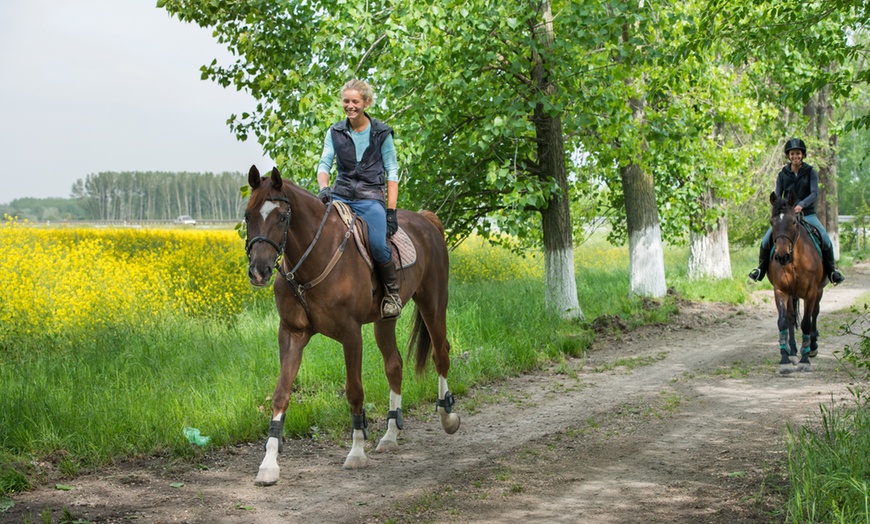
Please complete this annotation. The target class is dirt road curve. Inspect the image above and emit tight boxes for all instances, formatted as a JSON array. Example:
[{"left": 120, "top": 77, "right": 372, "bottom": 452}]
[{"left": 6, "top": 263, "right": 869, "bottom": 524}]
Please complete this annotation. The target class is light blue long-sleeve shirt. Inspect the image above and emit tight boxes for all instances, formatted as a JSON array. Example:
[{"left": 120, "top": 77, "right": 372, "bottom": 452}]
[{"left": 317, "top": 125, "right": 399, "bottom": 182}]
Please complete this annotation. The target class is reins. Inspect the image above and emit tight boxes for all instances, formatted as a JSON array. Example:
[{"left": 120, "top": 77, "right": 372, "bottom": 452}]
[{"left": 247, "top": 197, "right": 355, "bottom": 316}]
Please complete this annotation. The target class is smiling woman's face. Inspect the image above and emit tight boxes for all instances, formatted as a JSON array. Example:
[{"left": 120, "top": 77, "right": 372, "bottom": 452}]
[{"left": 342, "top": 89, "right": 369, "bottom": 120}]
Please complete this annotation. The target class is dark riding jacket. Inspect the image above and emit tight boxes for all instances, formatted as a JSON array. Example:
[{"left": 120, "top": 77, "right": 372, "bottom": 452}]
[
  {"left": 329, "top": 115, "right": 393, "bottom": 206},
  {"left": 775, "top": 162, "right": 818, "bottom": 216}
]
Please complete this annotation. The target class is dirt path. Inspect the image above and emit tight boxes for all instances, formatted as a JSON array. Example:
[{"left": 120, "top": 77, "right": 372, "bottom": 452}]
[{"left": 6, "top": 263, "right": 870, "bottom": 524}]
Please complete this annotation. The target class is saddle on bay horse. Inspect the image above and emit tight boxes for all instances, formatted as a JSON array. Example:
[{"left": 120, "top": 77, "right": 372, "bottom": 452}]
[{"left": 333, "top": 201, "right": 418, "bottom": 271}]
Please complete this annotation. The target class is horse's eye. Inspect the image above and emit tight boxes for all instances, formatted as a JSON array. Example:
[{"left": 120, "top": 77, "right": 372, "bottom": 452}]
[
  {"left": 278, "top": 212, "right": 289, "bottom": 223},
  {"left": 244, "top": 212, "right": 251, "bottom": 223}
]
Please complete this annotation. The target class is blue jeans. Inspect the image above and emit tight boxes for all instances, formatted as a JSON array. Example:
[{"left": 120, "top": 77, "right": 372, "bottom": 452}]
[
  {"left": 334, "top": 196, "right": 392, "bottom": 264},
  {"left": 761, "top": 213, "right": 832, "bottom": 250}
]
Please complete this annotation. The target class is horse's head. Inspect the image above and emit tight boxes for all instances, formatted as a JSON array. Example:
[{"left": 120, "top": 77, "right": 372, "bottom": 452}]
[
  {"left": 245, "top": 165, "right": 292, "bottom": 287},
  {"left": 769, "top": 191, "right": 799, "bottom": 267}
]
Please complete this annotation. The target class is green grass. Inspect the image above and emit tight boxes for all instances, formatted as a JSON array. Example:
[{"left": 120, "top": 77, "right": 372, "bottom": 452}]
[
  {"left": 0, "top": 241, "right": 780, "bottom": 495},
  {"left": 785, "top": 393, "right": 870, "bottom": 524}
]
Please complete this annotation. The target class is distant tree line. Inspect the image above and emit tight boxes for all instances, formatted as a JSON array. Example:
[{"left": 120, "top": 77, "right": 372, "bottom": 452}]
[
  {"left": 0, "top": 197, "right": 85, "bottom": 221},
  {"left": 2, "top": 171, "right": 249, "bottom": 222},
  {"left": 70, "top": 171, "right": 247, "bottom": 221}
]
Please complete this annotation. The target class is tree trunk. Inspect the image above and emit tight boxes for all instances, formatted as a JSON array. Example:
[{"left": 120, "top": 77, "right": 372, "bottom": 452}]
[
  {"left": 532, "top": 0, "right": 583, "bottom": 320},
  {"left": 804, "top": 83, "right": 840, "bottom": 259},
  {"left": 688, "top": 189, "right": 732, "bottom": 279},
  {"left": 621, "top": 160, "right": 667, "bottom": 296},
  {"left": 826, "top": 133, "right": 840, "bottom": 259}
]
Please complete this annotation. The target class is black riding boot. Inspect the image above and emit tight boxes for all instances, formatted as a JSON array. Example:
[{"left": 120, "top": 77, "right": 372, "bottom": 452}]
[
  {"left": 821, "top": 244, "right": 845, "bottom": 285},
  {"left": 748, "top": 243, "right": 770, "bottom": 282},
  {"left": 376, "top": 260, "right": 403, "bottom": 319}
]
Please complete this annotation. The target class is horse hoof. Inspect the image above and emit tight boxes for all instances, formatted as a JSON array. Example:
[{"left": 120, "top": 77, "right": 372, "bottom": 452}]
[
  {"left": 254, "top": 467, "right": 280, "bottom": 486},
  {"left": 779, "top": 364, "right": 795, "bottom": 375},
  {"left": 788, "top": 355, "right": 800, "bottom": 365},
  {"left": 808, "top": 349, "right": 818, "bottom": 358},
  {"left": 441, "top": 413, "right": 461, "bottom": 435},
  {"left": 343, "top": 454, "right": 369, "bottom": 469},
  {"left": 798, "top": 363, "right": 812, "bottom": 372},
  {"left": 375, "top": 439, "right": 399, "bottom": 453}
]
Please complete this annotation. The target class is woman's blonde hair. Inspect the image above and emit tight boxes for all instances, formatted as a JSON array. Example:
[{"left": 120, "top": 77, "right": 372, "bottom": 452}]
[{"left": 340, "top": 79, "right": 374, "bottom": 105}]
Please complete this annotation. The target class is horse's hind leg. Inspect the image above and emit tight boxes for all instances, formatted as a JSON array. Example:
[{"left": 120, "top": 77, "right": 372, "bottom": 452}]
[
  {"left": 416, "top": 295, "right": 460, "bottom": 435},
  {"left": 797, "top": 296, "right": 820, "bottom": 372},
  {"left": 373, "top": 320, "right": 404, "bottom": 453}
]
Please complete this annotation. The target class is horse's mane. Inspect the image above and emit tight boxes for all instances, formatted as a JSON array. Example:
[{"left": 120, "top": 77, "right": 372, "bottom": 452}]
[{"left": 249, "top": 173, "right": 311, "bottom": 207}]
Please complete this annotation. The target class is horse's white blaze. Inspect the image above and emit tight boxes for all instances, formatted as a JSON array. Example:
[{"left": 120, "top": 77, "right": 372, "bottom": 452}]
[{"left": 259, "top": 200, "right": 280, "bottom": 221}]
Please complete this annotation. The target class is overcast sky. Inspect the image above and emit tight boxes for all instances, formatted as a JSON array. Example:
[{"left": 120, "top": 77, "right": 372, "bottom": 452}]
[{"left": 0, "top": 0, "right": 274, "bottom": 204}]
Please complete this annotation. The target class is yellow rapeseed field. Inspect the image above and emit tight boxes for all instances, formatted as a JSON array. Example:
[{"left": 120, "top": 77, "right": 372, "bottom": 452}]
[{"left": 0, "top": 219, "right": 253, "bottom": 342}]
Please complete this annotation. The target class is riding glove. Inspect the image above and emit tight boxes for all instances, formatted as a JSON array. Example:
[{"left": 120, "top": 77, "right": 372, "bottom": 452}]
[
  {"left": 386, "top": 209, "right": 398, "bottom": 237},
  {"left": 317, "top": 186, "right": 332, "bottom": 204}
]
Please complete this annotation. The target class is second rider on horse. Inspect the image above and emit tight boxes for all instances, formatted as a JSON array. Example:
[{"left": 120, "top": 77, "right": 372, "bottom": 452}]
[{"left": 749, "top": 138, "right": 845, "bottom": 285}]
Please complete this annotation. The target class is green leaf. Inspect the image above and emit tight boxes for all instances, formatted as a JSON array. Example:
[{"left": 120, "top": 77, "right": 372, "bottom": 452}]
[
  {"left": 170, "top": 482, "right": 185, "bottom": 488},
  {"left": 0, "top": 497, "right": 14, "bottom": 513},
  {"left": 55, "top": 484, "right": 74, "bottom": 491}
]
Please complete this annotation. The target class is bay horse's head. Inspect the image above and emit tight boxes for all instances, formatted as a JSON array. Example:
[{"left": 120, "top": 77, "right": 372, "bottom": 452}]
[
  {"left": 245, "top": 165, "right": 292, "bottom": 287},
  {"left": 769, "top": 191, "right": 799, "bottom": 267}
]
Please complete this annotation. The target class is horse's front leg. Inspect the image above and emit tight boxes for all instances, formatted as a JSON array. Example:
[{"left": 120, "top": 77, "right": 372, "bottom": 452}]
[
  {"left": 255, "top": 328, "right": 311, "bottom": 486},
  {"left": 797, "top": 295, "right": 819, "bottom": 372},
  {"left": 775, "top": 292, "right": 794, "bottom": 374},
  {"left": 342, "top": 330, "right": 369, "bottom": 469},
  {"left": 373, "top": 321, "right": 403, "bottom": 453}
]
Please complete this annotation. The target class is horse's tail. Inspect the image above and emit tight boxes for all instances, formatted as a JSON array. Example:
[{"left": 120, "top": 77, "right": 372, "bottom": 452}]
[
  {"left": 408, "top": 209, "right": 444, "bottom": 376},
  {"left": 408, "top": 306, "right": 432, "bottom": 376}
]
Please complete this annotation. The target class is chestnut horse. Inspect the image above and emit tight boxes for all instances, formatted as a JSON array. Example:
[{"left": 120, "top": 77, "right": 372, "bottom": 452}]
[
  {"left": 766, "top": 191, "right": 827, "bottom": 374},
  {"left": 245, "top": 166, "right": 460, "bottom": 486}
]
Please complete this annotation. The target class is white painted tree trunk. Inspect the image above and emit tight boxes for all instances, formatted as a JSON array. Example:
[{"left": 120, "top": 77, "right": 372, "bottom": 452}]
[
  {"left": 628, "top": 224, "right": 667, "bottom": 297},
  {"left": 545, "top": 246, "right": 584, "bottom": 320},
  {"left": 688, "top": 215, "right": 732, "bottom": 280}
]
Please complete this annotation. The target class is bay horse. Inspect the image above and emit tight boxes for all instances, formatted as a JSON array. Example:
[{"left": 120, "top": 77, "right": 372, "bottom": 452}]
[
  {"left": 244, "top": 166, "right": 460, "bottom": 486},
  {"left": 765, "top": 191, "right": 827, "bottom": 374}
]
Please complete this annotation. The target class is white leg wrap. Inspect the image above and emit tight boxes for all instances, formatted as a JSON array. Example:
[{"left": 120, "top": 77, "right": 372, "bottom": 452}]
[
  {"left": 377, "top": 391, "right": 402, "bottom": 453},
  {"left": 437, "top": 375, "right": 460, "bottom": 434},
  {"left": 255, "top": 437, "right": 281, "bottom": 486},
  {"left": 343, "top": 429, "right": 369, "bottom": 469}
]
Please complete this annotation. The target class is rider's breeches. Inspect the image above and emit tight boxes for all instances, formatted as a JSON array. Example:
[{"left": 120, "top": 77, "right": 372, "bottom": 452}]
[{"left": 334, "top": 196, "right": 392, "bottom": 264}]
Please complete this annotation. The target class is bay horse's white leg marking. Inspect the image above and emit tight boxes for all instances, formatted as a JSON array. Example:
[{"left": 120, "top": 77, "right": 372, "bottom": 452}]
[
  {"left": 254, "top": 413, "right": 283, "bottom": 486},
  {"left": 259, "top": 200, "right": 279, "bottom": 221},
  {"left": 438, "top": 375, "right": 460, "bottom": 434},
  {"left": 376, "top": 390, "right": 402, "bottom": 453},
  {"left": 343, "top": 429, "right": 368, "bottom": 469}
]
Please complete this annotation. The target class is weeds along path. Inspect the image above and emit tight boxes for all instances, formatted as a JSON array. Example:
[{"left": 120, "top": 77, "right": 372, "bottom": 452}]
[{"left": 7, "top": 262, "right": 870, "bottom": 524}]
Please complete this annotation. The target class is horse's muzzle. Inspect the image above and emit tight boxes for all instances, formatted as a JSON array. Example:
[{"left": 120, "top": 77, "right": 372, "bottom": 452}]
[
  {"left": 774, "top": 253, "right": 791, "bottom": 266},
  {"left": 248, "top": 263, "right": 274, "bottom": 287}
]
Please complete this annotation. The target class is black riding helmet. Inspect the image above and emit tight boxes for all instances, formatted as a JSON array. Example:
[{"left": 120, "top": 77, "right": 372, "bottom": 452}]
[{"left": 784, "top": 138, "right": 807, "bottom": 156}]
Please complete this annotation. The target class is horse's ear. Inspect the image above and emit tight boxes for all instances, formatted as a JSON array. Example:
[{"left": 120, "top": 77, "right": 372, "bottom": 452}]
[
  {"left": 769, "top": 191, "right": 777, "bottom": 205},
  {"left": 787, "top": 192, "right": 797, "bottom": 207},
  {"left": 248, "top": 165, "right": 262, "bottom": 189},
  {"left": 270, "top": 167, "right": 283, "bottom": 190}
]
